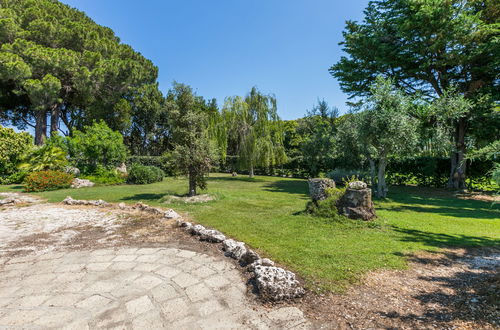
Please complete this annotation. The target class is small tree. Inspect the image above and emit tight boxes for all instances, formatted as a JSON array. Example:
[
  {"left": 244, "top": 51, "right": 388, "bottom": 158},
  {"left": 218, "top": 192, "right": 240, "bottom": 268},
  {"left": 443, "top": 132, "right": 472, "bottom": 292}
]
[
  {"left": 167, "top": 83, "right": 214, "bottom": 196},
  {"left": 354, "top": 77, "right": 419, "bottom": 198}
]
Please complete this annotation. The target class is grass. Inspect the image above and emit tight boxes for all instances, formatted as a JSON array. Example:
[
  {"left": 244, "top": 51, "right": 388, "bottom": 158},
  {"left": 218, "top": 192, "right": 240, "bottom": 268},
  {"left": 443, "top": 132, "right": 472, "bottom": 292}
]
[{"left": 1, "top": 173, "right": 499, "bottom": 292}]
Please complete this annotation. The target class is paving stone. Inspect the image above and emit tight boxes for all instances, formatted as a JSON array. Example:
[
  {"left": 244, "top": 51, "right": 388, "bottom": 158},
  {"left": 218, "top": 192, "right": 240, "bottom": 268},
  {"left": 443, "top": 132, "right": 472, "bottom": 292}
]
[
  {"left": 126, "top": 295, "right": 155, "bottom": 316},
  {"left": 9, "top": 294, "right": 49, "bottom": 307},
  {"left": 172, "top": 272, "right": 199, "bottom": 288},
  {"left": 135, "top": 254, "right": 161, "bottom": 263},
  {"left": 133, "top": 262, "right": 163, "bottom": 272},
  {"left": 75, "top": 294, "right": 113, "bottom": 311},
  {"left": 190, "top": 265, "right": 217, "bottom": 278},
  {"left": 177, "top": 259, "right": 200, "bottom": 271},
  {"left": 134, "top": 274, "right": 164, "bottom": 290},
  {"left": 185, "top": 283, "right": 213, "bottom": 302},
  {"left": 204, "top": 274, "right": 231, "bottom": 289},
  {"left": 176, "top": 250, "right": 197, "bottom": 258},
  {"left": 132, "top": 310, "right": 166, "bottom": 329},
  {"left": 160, "top": 297, "right": 190, "bottom": 321},
  {"left": 155, "top": 265, "right": 181, "bottom": 279},
  {"left": 195, "top": 299, "right": 224, "bottom": 316},
  {"left": 86, "top": 262, "right": 112, "bottom": 271},
  {"left": 151, "top": 283, "right": 179, "bottom": 302},
  {"left": 0, "top": 309, "right": 47, "bottom": 326},
  {"left": 34, "top": 309, "right": 76, "bottom": 327},
  {"left": 108, "top": 261, "right": 137, "bottom": 271},
  {"left": 113, "top": 254, "right": 137, "bottom": 262}
]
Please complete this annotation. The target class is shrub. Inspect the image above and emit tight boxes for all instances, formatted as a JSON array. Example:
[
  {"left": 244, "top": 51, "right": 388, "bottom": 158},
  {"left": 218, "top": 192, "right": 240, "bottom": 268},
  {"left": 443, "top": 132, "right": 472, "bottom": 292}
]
[
  {"left": 0, "top": 171, "right": 28, "bottom": 184},
  {"left": 127, "top": 164, "right": 164, "bottom": 184},
  {"left": 80, "top": 166, "right": 125, "bottom": 185},
  {"left": 127, "top": 154, "right": 175, "bottom": 176},
  {"left": 24, "top": 170, "right": 74, "bottom": 192},
  {"left": 18, "top": 145, "right": 68, "bottom": 172},
  {"left": 306, "top": 186, "right": 346, "bottom": 219},
  {"left": 0, "top": 125, "right": 33, "bottom": 178},
  {"left": 327, "top": 168, "right": 369, "bottom": 185},
  {"left": 68, "top": 121, "right": 128, "bottom": 172}
]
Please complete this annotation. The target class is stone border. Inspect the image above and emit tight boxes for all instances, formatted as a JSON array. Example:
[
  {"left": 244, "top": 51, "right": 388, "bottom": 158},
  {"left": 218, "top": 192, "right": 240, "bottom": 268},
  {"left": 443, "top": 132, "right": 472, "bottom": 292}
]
[
  {"left": 177, "top": 220, "right": 305, "bottom": 301},
  {"left": 61, "top": 197, "right": 305, "bottom": 301}
]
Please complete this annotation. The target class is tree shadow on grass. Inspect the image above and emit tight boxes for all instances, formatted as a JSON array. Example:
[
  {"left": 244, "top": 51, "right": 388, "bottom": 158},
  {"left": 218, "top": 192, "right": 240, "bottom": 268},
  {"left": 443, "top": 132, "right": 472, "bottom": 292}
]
[
  {"left": 207, "top": 176, "right": 266, "bottom": 183},
  {"left": 379, "top": 248, "right": 499, "bottom": 328},
  {"left": 392, "top": 226, "right": 500, "bottom": 249},
  {"left": 263, "top": 180, "right": 309, "bottom": 196},
  {"left": 378, "top": 188, "right": 500, "bottom": 220},
  {"left": 121, "top": 193, "right": 166, "bottom": 202}
]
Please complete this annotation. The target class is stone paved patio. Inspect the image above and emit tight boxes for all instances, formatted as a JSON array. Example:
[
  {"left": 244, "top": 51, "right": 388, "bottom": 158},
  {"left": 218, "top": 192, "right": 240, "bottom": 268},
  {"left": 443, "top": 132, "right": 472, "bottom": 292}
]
[{"left": 0, "top": 197, "right": 310, "bottom": 329}]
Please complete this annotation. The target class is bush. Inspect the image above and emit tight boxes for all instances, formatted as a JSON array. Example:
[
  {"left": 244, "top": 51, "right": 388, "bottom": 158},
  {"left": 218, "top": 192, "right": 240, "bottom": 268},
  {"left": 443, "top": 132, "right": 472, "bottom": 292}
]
[
  {"left": 127, "top": 164, "right": 164, "bottom": 184},
  {"left": 24, "top": 170, "right": 74, "bottom": 192},
  {"left": 80, "top": 166, "right": 125, "bottom": 185},
  {"left": 327, "top": 168, "right": 369, "bottom": 185},
  {"left": 68, "top": 121, "right": 128, "bottom": 172},
  {"left": 18, "top": 145, "right": 68, "bottom": 172},
  {"left": 306, "top": 186, "right": 346, "bottom": 219},
  {"left": 0, "top": 125, "right": 33, "bottom": 179},
  {"left": 127, "top": 154, "right": 174, "bottom": 176},
  {"left": 0, "top": 171, "right": 28, "bottom": 184}
]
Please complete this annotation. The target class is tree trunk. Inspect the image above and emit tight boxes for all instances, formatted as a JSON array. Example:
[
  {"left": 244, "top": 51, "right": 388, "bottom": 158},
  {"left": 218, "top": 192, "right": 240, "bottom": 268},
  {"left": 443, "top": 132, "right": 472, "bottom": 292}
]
[
  {"left": 369, "top": 158, "right": 376, "bottom": 187},
  {"left": 377, "top": 157, "right": 387, "bottom": 198},
  {"left": 188, "top": 172, "right": 197, "bottom": 197},
  {"left": 50, "top": 105, "right": 60, "bottom": 137},
  {"left": 448, "top": 118, "right": 467, "bottom": 190},
  {"left": 35, "top": 110, "right": 47, "bottom": 145},
  {"left": 249, "top": 164, "right": 254, "bottom": 178}
]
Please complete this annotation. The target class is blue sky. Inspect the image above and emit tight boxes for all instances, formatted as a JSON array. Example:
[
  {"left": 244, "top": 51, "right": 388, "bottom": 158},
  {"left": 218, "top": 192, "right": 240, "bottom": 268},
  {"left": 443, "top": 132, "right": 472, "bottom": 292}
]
[{"left": 60, "top": 0, "right": 369, "bottom": 120}]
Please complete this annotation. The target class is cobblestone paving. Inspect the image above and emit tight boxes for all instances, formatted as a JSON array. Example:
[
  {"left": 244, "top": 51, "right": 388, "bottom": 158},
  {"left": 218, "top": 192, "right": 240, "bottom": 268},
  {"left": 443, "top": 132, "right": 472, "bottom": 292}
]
[{"left": 0, "top": 247, "right": 310, "bottom": 329}]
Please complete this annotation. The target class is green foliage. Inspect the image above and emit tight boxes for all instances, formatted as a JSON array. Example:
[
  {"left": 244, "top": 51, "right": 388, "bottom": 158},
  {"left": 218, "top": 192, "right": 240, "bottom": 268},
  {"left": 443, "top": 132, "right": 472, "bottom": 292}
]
[
  {"left": 69, "top": 121, "right": 128, "bottom": 172},
  {"left": 327, "top": 169, "right": 369, "bottom": 185},
  {"left": 223, "top": 87, "right": 287, "bottom": 176},
  {"left": 19, "top": 144, "right": 67, "bottom": 172},
  {"left": 80, "top": 166, "right": 125, "bottom": 185},
  {"left": 127, "top": 155, "right": 174, "bottom": 176},
  {"left": 0, "top": 171, "right": 27, "bottom": 184},
  {"left": 0, "top": 0, "right": 160, "bottom": 144},
  {"left": 167, "top": 83, "right": 215, "bottom": 195},
  {"left": 24, "top": 170, "right": 73, "bottom": 192},
  {"left": 127, "top": 164, "right": 164, "bottom": 185},
  {"left": 0, "top": 125, "right": 32, "bottom": 177}
]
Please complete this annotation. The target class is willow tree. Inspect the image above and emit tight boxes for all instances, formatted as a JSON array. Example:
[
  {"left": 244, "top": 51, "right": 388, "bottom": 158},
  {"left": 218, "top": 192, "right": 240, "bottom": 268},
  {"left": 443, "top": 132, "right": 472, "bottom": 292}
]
[{"left": 223, "top": 87, "right": 286, "bottom": 177}]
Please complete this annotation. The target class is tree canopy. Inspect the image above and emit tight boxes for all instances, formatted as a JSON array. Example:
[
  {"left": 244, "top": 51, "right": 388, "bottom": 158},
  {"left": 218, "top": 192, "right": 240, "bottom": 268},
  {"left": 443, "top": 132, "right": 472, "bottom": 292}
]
[{"left": 0, "top": 0, "right": 160, "bottom": 144}]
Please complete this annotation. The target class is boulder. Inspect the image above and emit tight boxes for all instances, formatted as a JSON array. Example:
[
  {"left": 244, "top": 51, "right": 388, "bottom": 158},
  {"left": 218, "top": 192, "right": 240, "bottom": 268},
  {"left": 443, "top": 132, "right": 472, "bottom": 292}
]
[
  {"left": 247, "top": 258, "right": 275, "bottom": 272},
  {"left": 164, "top": 209, "right": 180, "bottom": 219},
  {"left": 199, "top": 229, "right": 226, "bottom": 243},
  {"left": 337, "top": 185, "right": 376, "bottom": 221},
  {"left": 222, "top": 239, "right": 247, "bottom": 260},
  {"left": 231, "top": 172, "right": 238, "bottom": 177},
  {"left": 253, "top": 265, "right": 305, "bottom": 301},
  {"left": 308, "top": 178, "right": 335, "bottom": 202},
  {"left": 348, "top": 181, "right": 367, "bottom": 190},
  {"left": 240, "top": 249, "right": 260, "bottom": 265},
  {"left": 132, "top": 202, "right": 163, "bottom": 215},
  {"left": 62, "top": 196, "right": 109, "bottom": 207},
  {"left": 190, "top": 224, "right": 206, "bottom": 235},
  {"left": 0, "top": 197, "right": 18, "bottom": 206},
  {"left": 70, "top": 178, "right": 94, "bottom": 189},
  {"left": 118, "top": 202, "right": 127, "bottom": 210}
]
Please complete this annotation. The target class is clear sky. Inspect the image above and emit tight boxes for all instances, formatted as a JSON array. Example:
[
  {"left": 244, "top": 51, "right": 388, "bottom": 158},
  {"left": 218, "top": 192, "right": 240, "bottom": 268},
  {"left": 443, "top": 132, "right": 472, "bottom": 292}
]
[{"left": 60, "top": 0, "right": 370, "bottom": 120}]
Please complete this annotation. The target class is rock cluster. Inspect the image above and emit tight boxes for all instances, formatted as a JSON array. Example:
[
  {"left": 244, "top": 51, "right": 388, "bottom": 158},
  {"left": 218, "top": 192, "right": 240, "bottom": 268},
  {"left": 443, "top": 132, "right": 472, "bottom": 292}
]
[
  {"left": 308, "top": 178, "right": 335, "bottom": 202},
  {"left": 176, "top": 220, "right": 305, "bottom": 301},
  {"left": 64, "top": 166, "right": 80, "bottom": 177},
  {"left": 63, "top": 196, "right": 109, "bottom": 207},
  {"left": 0, "top": 197, "right": 20, "bottom": 206},
  {"left": 336, "top": 181, "right": 376, "bottom": 220},
  {"left": 70, "top": 178, "right": 95, "bottom": 189}
]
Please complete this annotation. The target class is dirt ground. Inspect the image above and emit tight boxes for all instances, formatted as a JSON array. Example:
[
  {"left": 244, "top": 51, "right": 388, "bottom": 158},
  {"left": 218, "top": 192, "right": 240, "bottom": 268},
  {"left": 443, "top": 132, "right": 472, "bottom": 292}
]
[{"left": 1, "top": 194, "right": 498, "bottom": 329}]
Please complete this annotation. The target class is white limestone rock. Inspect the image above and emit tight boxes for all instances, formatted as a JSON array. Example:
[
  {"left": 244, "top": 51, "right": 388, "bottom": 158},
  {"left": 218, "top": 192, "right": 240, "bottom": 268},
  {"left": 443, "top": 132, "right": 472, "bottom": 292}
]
[
  {"left": 199, "top": 229, "right": 226, "bottom": 243},
  {"left": 222, "top": 239, "right": 247, "bottom": 260},
  {"left": 70, "top": 178, "right": 94, "bottom": 189},
  {"left": 253, "top": 265, "right": 305, "bottom": 301},
  {"left": 164, "top": 209, "right": 180, "bottom": 219}
]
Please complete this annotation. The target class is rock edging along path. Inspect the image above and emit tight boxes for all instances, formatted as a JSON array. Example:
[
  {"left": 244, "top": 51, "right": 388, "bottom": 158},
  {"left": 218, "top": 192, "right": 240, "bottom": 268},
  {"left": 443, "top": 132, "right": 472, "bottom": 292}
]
[{"left": 62, "top": 197, "right": 305, "bottom": 301}]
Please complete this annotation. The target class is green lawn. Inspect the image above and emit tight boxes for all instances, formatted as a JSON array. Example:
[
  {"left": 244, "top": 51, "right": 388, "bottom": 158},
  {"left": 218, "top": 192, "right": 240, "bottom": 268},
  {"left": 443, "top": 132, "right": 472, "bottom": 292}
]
[{"left": 2, "top": 173, "right": 499, "bottom": 292}]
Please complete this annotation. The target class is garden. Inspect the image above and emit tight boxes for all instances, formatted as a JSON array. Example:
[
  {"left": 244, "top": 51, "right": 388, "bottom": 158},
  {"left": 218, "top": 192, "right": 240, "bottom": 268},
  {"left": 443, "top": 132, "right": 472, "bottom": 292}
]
[{"left": 0, "top": 0, "right": 499, "bottom": 328}]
